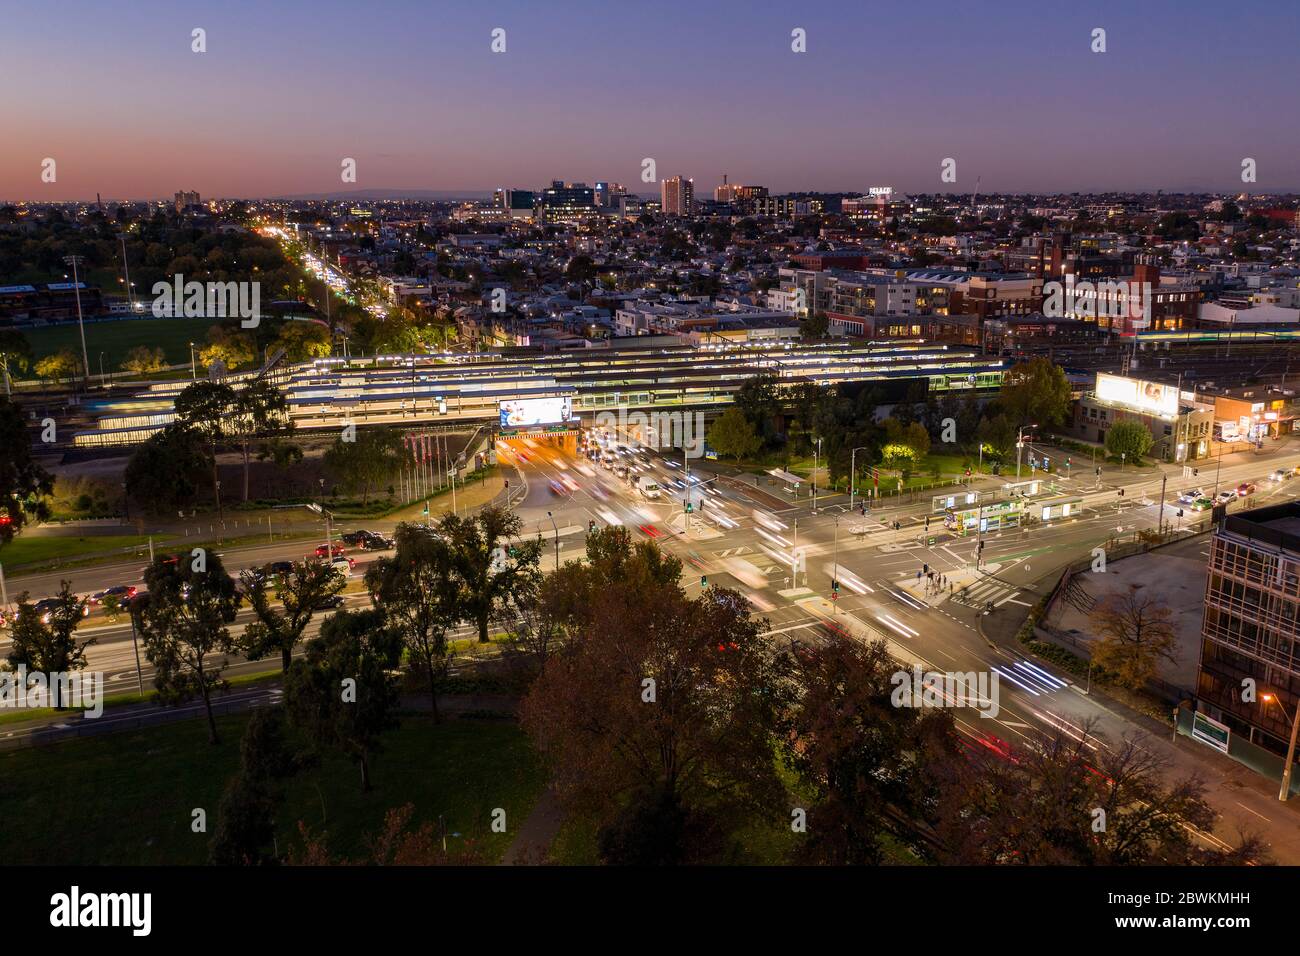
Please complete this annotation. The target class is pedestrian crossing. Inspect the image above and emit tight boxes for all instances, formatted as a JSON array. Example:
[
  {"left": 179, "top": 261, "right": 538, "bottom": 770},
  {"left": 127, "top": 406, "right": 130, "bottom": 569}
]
[
  {"left": 990, "top": 659, "right": 1070, "bottom": 696},
  {"left": 951, "top": 576, "right": 1032, "bottom": 609}
]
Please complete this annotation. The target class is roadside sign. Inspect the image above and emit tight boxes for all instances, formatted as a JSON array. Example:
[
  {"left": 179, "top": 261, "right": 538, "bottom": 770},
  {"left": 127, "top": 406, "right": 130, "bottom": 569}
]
[{"left": 1191, "top": 711, "right": 1230, "bottom": 754}]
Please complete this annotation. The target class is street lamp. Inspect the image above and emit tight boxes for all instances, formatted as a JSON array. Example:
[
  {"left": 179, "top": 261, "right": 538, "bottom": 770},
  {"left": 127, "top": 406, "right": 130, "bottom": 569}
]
[
  {"left": 62, "top": 255, "right": 91, "bottom": 383},
  {"left": 546, "top": 511, "right": 559, "bottom": 572},
  {"left": 812, "top": 436, "right": 822, "bottom": 514},
  {"left": 831, "top": 515, "right": 840, "bottom": 613},
  {"left": 1262, "top": 693, "right": 1300, "bottom": 801},
  {"left": 1015, "top": 424, "right": 1038, "bottom": 479},
  {"left": 849, "top": 445, "right": 869, "bottom": 512},
  {"left": 189, "top": 342, "right": 198, "bottom": 380}
]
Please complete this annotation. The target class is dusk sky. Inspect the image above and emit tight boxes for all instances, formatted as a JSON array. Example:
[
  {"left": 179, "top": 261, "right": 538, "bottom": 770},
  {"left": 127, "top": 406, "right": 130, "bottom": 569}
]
[{"left": 4, "top": 0, "right": 1299, "bottom": 201}]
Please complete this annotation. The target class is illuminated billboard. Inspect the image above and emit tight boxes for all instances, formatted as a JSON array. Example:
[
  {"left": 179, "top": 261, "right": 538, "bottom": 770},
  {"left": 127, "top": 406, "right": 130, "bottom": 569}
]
[
  {"left": 1095, "top": 373, "right": 1178, "bottom": 417},
  {"left": 499, "top": 397, "right": 571, "bottom": 429}
]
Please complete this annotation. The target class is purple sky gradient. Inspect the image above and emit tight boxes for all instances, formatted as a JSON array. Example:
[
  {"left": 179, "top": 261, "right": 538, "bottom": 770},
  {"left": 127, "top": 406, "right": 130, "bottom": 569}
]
[{"left": 3, "top": 0, "right": 1299, "bottom": 201}]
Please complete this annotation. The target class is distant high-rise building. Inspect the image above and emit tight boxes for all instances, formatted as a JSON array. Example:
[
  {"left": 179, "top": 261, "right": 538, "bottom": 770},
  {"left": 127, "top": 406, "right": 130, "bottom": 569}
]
[
  {"left": 715, "top": 176, "right": 766, "bottom": 203},
  {"left": 174, "top": 190, "right": 201, "bottom": 213},
  {"left": 661, "top": 176, "right": 694, "bottom": 216},
  {"left": 540, "top": 181, "right": 596, "bottom": 222}
]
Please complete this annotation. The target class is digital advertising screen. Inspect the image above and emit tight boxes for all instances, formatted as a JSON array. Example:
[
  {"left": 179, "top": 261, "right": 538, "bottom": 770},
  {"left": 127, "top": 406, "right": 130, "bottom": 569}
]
[{"left": 499, "top": 397, "right": 572, "bottom": 429}]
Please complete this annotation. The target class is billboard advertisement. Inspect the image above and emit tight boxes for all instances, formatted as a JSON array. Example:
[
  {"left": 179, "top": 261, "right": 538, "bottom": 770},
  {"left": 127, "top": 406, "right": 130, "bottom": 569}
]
[
  {"left": 1095, "top": 373, "right": 1178, "bottom": 417},
  {"left": 499, "top": 397, "right": 571, "bottom": 429}
]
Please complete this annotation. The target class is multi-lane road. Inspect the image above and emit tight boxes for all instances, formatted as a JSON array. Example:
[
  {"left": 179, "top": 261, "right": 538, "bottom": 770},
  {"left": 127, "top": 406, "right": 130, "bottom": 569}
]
[{"left": 8, "top": 431, "right": 1300, "bottom": 859}]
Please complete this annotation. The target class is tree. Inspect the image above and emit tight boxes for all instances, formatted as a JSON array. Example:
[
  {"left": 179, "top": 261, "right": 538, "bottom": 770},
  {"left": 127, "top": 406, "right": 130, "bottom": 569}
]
[
  {"left": 931, "top": 720, "right": 1267, "bottom": 865},
  {"left": 0, "top": 396, "right": 53, "bottom": 542},
  {"left": 209, "top": 708, "right": 303, "bottom": 865},
  {"left": 733, "top": 372, "right": 781, "bottom": 444},
  {"left": 123, "top": 423, "right": 209, "bottom": 514},
  {"left": 1104, "top": 419, "right": 1154, "bottom": 463},
  {"left": 323, "top": 426, "right": 408, "bottom": 506},
  {"left": 287, "top": 803, "right": 487, "bottom": 865},
  {"left": 997, "top": 357, "right": 1072, "bottom": 428},
  {"left": 120, "top": 345, "right": 167, "bottom": 375},
  {"left": 520, "top": 536, "right": 791, "bottom": 862},
  {"left": 438, "top": 505, "right": 542, "bottom": 644},
  {"left": 131, "top": 549, "right": 242, "bottom": 744},
  {"left": 174, "top": 380, "right": 235, "bottom": 508},
  {"left": 364, "top": 524, "right": 458, "bottom": 720},
  {"left": 283, "top": 608, "right": 403, "bottom": 792},
  {"left": 6, "top": 583, "right": 93, "bottom": 710},
  {"left": 706, "top": 406, "right": 762, "bottom": 461},
  {"left": 1089, "top": 584, "right": 1178, "bottom": 689},
  {"left": 241, "top": 560, "right": 346, "bottom": 673},
  {"left": 229, "top": 380, "right": 292, "bottom": 501},
  {"left": 199, "top": 325, "right": 256, "bottom": 371},
  {"left": 34, "top": 349, "right": 80, "bottom": 384},
  {"left": 976, "top": 412, "right": 1018, "bottom": 462},
  {"left": 0, "top": 329, "right": 33, "bottom": 384},
  {"left": 273, "top": 321, "right": 333, "bottom": 362},
  {"left": 799, "top": 311, "right": 830, "bottom": 340},
  {"left": 782, "top": 638, "right": 957, "bottom": 863}
]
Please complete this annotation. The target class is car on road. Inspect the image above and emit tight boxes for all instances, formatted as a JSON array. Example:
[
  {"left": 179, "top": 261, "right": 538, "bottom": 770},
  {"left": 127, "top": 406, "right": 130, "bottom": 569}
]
[
  {"left": 1178, "top": 488, "right": 1206, "bottom": 504},
  {"left": 548, "top": 479, "right": 565, "bottom": 495},
  {"left": 313, "top": 594, "right": 346, "bottom": 610},
  {"left": 1215, "top": 490, "right": 1237, "bottom": 506},
  {"left": 327, "top": 556, "right": 356, "bottom": 577},
  {"left": 33, "top": 598, "right": 90, "bottom": 625},
  {"left": 1236, "top": 482, "right": 1257, "bottom": 498},
  {"left": 341, "top": 530, "right": 373, "bottom": 547},
  {"left": 314, "top": 543, "right": 346, "bottom": 559},
  {"left": 359, "top": 534, "right": 394, "bottom": 551},
  {"left": 1191, "top": 497, "right": 1214, "bottom": 511},
  {"left": 1270, "top": 469, "right": 1291, "bottom": 483},
  {"left": 613, "top": 463, "right": 629, "bottom": 480},
  {"left": 89, "top": 585, "right": 137, "bottom": 606}
]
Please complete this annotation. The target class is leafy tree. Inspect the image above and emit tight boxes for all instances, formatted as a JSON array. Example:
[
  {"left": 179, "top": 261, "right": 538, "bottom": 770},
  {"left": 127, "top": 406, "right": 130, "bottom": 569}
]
[
  {"left": 707, "top": 406, "right": 763, "bottom": 461},
  {"left": 520, "top": 535, "right": 791, "bottom": 861},
  {"left": 324, "top": 426, "right": 408, "bottom": 506},
  {"left": 174, "top": 380, "right": 235, "bottom": 507},
  {"left": 997, "top": 357, "right": 1071, "bottom": 428},
  {"left": 123, "top": 422, "right": 209, "bottom": 514},
  {"left": 229, "top": 380, "right": 292, "bottom": 501},
  {"left": 283, "top": 608, "right": 403, "bottom": 792},
  {"left": 273, "top": 321, "right": 333, "bottom": 362},
  {"left": 364, "top": 524, "right": 458, "bottom": 719},
  {"left": 438, "top": 505, "right": 542, "bottom": 644},
  {"left": 209, "top": 708, "right": 303, "bottom": 865},
  {"left": 0, "top": 396, "right": 53, "bottom": 541},
  {"left": 0, "top": 329, "right": 33, "bottom": 383},
  {"left": 199, "top": 325, "right": 256, "bottom": 371},
  {"left": 34, "top": 349, "right": 80, "bottom": 383},
  {"left": 799, "top": 311, "right": 830, "bottom": 340},
  {"left": 6, "top": 582, "right": 93, "bottom": 709},
  {"left": 781, "top": 638, "right": 957, "bottom": 864},
  {"left": 120, "top": 345, "right": 167, "bottom": 375},
  {"left": 733, "top": 372, "right": 781, "bottom": 444},
  {"left": 131, "top": 549, "right": 242, "bottom": 744},
  {"left": 931, "top": 720, "right": 1267, "bottom": 864},
  {"left": 241, "top": 560, "right": 345, "bottom": 673},
  {"left": 1104, "top": 419, "right": 1154, "bottom": 463},
  {"left": 1089, "top": 584, "right": 1178, "bottom": 689},
  {"left": 976, "top": 412, "right": 1018, "bottom": 461},
  {"left": 287, "top": 803, "right": 486, "bottom": 865}
]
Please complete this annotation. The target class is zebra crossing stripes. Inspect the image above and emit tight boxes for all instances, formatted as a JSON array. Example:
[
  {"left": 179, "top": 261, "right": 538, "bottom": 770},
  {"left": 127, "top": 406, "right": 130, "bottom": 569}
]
[
  {"left": 953, "top": 577, "right": 1026, "bottom": 608},
  {"left": 990, "top": 659, "right": 1070, "bottom": 696}
]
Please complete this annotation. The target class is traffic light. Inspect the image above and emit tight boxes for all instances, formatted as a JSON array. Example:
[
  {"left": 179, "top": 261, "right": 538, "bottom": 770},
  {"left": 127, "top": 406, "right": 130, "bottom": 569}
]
[
  {"left": 1096, "top": 466, "right": 1101, "bottom": 476},
  {"left": 922, "top": 563, "right": 929, "bottom": 575},
  {"left": 1193, "top": 468, "right": 1199, "bottom": 477},
  {"left": 700, "top": 575, "right": 708, "bottom": 588},
  {"left": 1117, "top": 488, "right": 1125, "bottom": 497},
  {"left": 831, "top": 579, "right": 840, "bottom": 593},
  {"left": 684, "top": 501, "right": 693, "bottom": 513},
  {"left": 1176, "top": 508, "right": 1184, "bottom": 518},
  {"left": 588, "top": 520, "right": 596, "bottom": 533},
  {"left": 504, "top": 479, "right": 509, "bottom": 489}
]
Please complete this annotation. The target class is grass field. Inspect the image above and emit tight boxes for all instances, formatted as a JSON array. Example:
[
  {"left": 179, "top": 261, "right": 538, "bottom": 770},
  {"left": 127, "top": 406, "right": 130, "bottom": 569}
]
[
  {"left": 0, "top": 533, "right": 160, "bottom": 569},
  {"left": 0, "top": 712, "right": 546, "bottom": 864},
  {"left": 19, "top": 317, "right": 214, "bottom": 372}
]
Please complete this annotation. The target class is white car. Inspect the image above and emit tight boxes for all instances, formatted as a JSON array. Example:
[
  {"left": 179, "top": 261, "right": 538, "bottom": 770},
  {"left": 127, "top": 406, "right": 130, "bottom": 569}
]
[
  {"left": 330, "top": 556, "right": 355, "bottom": 577},
  {"left": 1177, "top": 488, "right": 1205, "bottom": 504}
]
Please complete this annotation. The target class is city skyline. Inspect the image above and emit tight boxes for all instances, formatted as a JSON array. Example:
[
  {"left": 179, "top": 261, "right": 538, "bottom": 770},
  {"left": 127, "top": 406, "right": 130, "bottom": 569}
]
[{"left": 4, "top": 0, "right": 1300, "bottom": 201}]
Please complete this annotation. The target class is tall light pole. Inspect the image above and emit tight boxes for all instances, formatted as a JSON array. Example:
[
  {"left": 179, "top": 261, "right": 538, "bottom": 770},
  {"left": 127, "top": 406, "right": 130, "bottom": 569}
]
[
  {"left": 189, "top": 342, "right": 197, "bottom": 380},
  {"left": 118, "top": 233, "right": 136, "bottom": 313},
  {"left": 849, "top": 445, "right": 869, "bottom": 512},
  {"left": 1264, "top": 693, "right": 1300, "bottom": 801},
  {"left": 1016, "top": 423, "right": 1038, "bottom": 479},
  {"left": 831, "top": 515, "right": 840, "bottom": 613},
  {"left": 812, "top": 436, "right": 822, "bottom": 514},
  {"left": 546, "top": 511, "right": 559, "bottom": 572},
  {"left": 63, "top": 255, "right": 91, "bottom": 383}
]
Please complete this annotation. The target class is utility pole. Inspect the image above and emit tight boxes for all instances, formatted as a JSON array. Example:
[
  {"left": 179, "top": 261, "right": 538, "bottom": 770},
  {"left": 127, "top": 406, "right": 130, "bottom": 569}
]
[
  {"left": 1158, "top": 473, "right": 1167, "bottom": 537},
  {"left": 63, "top": 255, "right": 91, "bottom": 384},
  {"left": 547, "top": 511, "right": 559, "bottom": 572},
  {"left": 812, "top": 437, "right": 821, "bottom": 514}
]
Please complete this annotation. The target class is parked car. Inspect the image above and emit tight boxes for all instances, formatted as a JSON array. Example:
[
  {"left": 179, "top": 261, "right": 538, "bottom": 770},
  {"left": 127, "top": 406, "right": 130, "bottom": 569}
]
[
  {"left": 1236, "top": 482, "right": 1257, "bottom": 498},
  {"left": 314, "top": 543, "right": 346, "bottom": 559}
]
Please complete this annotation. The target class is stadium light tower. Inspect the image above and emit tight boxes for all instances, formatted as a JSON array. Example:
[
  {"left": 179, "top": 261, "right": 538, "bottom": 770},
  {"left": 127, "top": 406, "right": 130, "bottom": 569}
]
[{"left": 62, "top": 255, "right": 91, "bottom": 381}]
